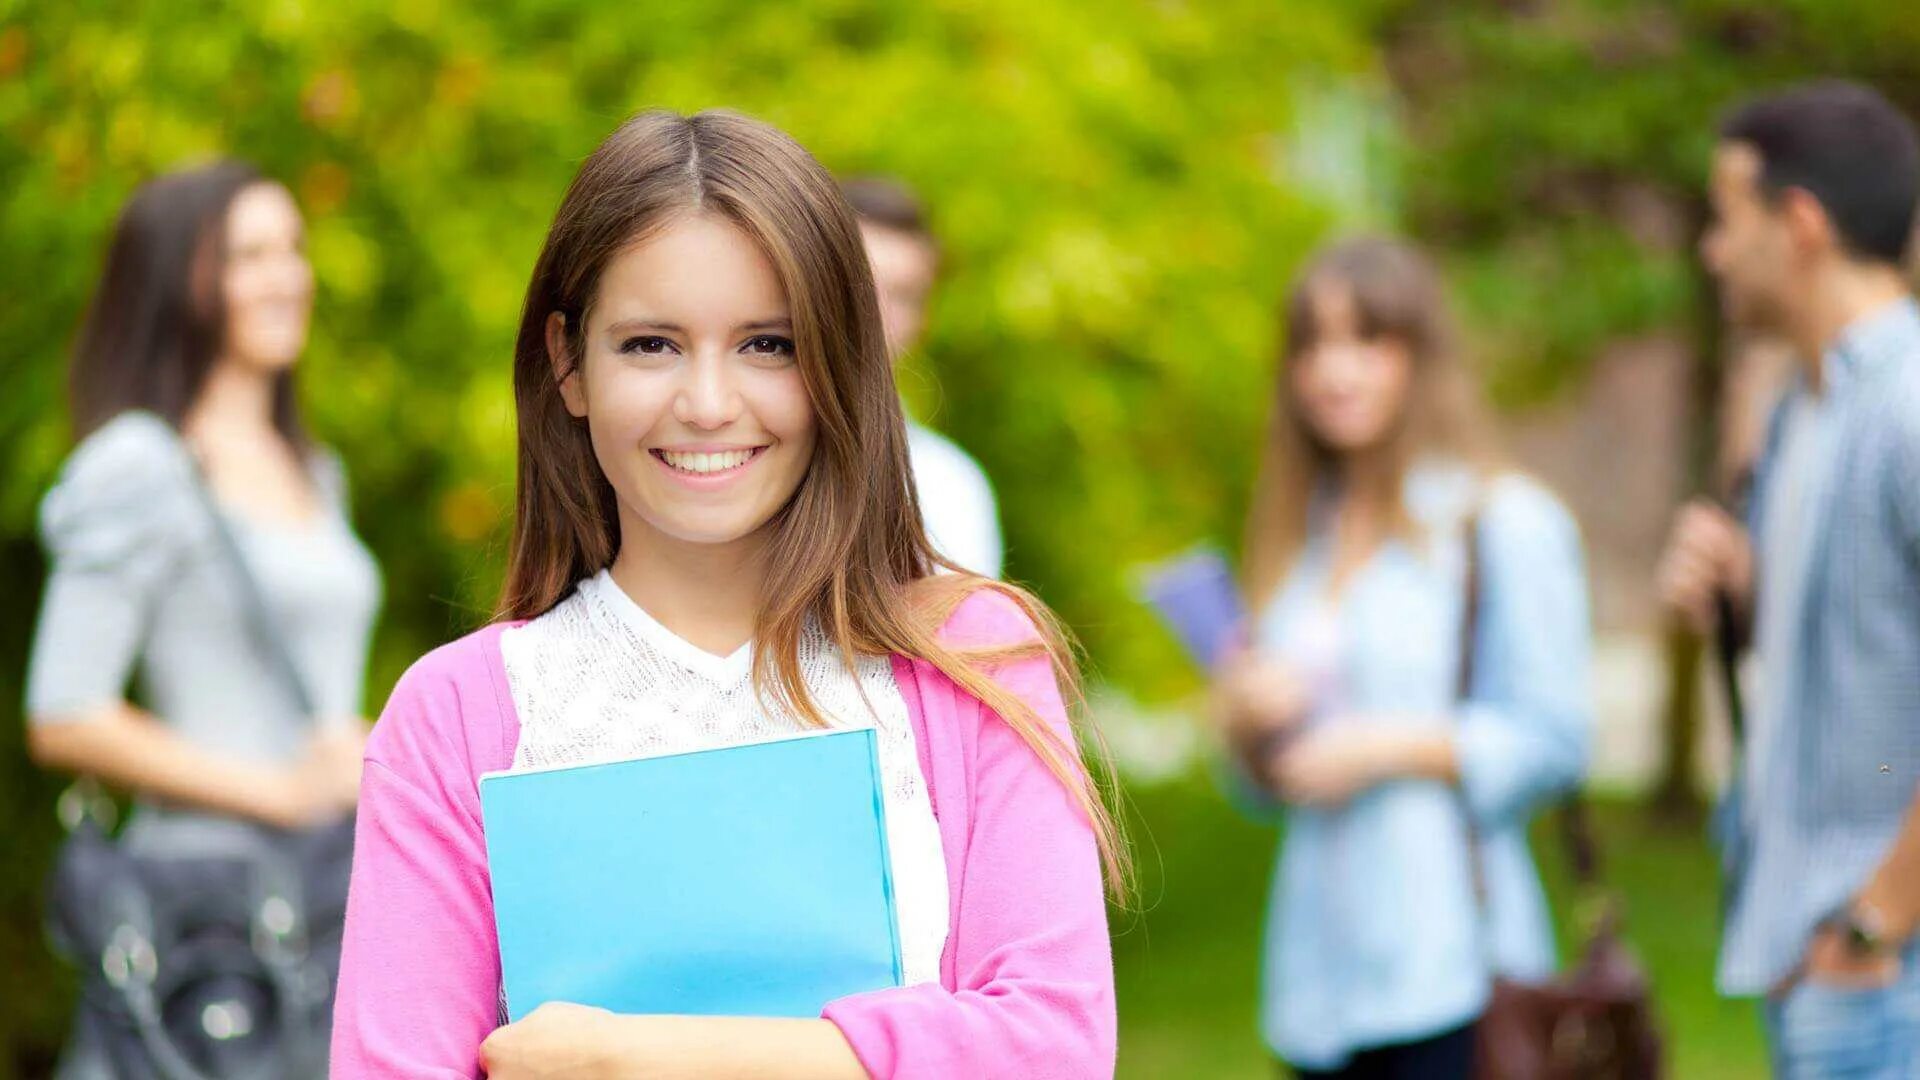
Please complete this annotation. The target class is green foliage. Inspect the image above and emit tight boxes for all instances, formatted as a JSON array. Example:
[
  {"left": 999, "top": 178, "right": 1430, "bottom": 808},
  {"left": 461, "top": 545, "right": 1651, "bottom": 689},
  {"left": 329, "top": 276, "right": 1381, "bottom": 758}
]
[
  {"left": 1376, "top": 0, "right": 1920, "bottom": 404},
  {"left": 6, "top": 0, "right": 1917, "bottom": 1070},
  {"left": 0, "top": 1, "right": 1366, "bottom": 1067}
]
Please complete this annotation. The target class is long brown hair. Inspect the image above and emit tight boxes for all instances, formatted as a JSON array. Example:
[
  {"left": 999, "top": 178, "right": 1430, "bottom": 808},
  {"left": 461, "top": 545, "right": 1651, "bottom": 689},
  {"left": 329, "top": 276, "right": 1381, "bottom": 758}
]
[
  {"left": 497, "top": 110, "right": 1128, "bottom": 895},
  {"left": 1243, "top": 236, "right": 1495, "bottom": 606},
  {"left": 69, "top": 160, "right": 306, "bottom": 446}
]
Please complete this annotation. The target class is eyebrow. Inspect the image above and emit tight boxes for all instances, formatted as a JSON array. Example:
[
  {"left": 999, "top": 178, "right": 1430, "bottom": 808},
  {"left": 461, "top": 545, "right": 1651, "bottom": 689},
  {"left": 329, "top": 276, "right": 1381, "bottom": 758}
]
[{"left": 604, "top": 317, "right": 793, "bottom": 335}]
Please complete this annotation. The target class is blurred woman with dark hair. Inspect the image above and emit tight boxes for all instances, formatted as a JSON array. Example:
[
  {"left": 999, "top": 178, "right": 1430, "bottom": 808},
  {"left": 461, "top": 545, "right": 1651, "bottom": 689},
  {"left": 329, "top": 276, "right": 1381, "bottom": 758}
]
[
  {"left": 1215, "top": 237, "right": 1591, "bottom": 1079},
  {"left": 26, "top": 161, "right": 378, "bottom": 1077}
]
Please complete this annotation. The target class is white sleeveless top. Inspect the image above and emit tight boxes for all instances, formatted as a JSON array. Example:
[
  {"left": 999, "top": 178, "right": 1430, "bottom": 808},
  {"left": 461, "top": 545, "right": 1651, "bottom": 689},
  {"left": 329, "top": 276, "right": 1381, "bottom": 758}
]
[{"left": 497, "top": 571, "right": 950, "bottom": 986}]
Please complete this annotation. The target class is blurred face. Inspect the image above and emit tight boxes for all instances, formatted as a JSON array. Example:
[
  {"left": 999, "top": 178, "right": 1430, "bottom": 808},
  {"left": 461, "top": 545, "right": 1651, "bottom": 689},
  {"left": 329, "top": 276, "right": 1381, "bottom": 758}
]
[
  {"left": 858, "top": 221, "right": 937, "bottom": 361},
  {"left": 1700, "top": 142, "right": 1798, "bottom": 334},
  {"left": 220, "top": 182, "right": 313, "bottom": 371},
  {"left": 552, "top": 212, "right": 817, "bottom": 553},
  {"left": 1290, "top": 281, "right": 1413, "bottom": 456}
]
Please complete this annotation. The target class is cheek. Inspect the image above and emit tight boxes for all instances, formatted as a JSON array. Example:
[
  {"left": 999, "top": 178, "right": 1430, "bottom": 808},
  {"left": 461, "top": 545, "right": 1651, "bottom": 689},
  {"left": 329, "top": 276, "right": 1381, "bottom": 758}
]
[
  {"left": 1370, "top": 356, "right": 1413, "bottom": 418},
  {"left": 223, "top": 268, "right": 259, "bottom": 319},
  {"left": 1288, "top": 359, "right": 1323, "bottom": 406},
  {"left": 583, "top": 363, "right": 673, "bottom": 446},
  {"left": 752, "top": 369, "right": 817, "bottom": 448}
]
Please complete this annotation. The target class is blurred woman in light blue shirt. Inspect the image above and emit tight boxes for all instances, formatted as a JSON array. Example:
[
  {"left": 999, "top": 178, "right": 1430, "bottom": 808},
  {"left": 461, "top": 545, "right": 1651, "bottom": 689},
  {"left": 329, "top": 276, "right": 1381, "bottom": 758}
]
[{"left": 1213, "top": 237, "right": 1592, "bottom": 1078}]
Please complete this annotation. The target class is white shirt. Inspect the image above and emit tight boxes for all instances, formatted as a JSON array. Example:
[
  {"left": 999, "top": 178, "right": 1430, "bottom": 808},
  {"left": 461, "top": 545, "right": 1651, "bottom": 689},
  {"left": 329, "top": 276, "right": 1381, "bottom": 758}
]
[
  {"left": 907, "top": 421, "right": 1003, "bottom": 578},
  {"left": 498, "top": 571, "right": 951, "bottom": 986}
]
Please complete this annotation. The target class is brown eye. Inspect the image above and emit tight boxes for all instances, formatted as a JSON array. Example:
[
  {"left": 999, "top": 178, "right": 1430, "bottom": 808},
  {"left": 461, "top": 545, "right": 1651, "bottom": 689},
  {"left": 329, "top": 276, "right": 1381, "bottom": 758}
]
[
  {"left": 742, "top": 335, "right": 796, "bottom": 357},
  {"left": 620, "top": 336, "right": 675, "bottom": 355}
]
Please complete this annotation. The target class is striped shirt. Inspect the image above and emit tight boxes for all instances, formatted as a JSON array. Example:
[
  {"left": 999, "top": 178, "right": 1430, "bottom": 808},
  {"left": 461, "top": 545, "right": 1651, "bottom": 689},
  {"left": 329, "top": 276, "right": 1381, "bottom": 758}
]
[{"left": 1719, "top": 297, "right": 1920, "bottom": 994}]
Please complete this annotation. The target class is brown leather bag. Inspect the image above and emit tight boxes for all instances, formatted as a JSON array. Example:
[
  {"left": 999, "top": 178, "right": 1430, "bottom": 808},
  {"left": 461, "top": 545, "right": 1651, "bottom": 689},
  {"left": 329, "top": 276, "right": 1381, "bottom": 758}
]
[{"left": 1458, "top": 513, "right": 1664, "bottom": 1080}]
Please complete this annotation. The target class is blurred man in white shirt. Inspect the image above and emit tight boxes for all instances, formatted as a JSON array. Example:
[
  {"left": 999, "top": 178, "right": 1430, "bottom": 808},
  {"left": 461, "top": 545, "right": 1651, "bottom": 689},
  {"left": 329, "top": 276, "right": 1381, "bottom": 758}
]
[{"left": 843, "top": 177, "right": 1004, "bottom": 578}]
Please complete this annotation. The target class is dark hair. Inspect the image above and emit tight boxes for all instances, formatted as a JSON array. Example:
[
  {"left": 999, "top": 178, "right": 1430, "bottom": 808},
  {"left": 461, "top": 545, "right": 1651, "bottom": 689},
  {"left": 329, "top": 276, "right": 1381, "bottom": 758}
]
[
  {"left": 1721, "top": 80, "right": 1920, "bottom": 265},
  {"left": 840, "top": 175, "right": 934, "bottom": 245},
  {"left": 68, "top": 159, "right": 306, "bottom": 446}
]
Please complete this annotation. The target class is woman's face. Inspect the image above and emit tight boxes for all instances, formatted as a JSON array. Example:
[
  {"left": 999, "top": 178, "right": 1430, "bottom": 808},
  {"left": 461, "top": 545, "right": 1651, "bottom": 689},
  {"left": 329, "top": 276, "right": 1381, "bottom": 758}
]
[
  {"left": 220, "top": 182, "right": 313, "bottom": 371},
  {"left": 1289, "top": 281, "right": 1413, "bottom": 456},
  {"left": 553, "top": 212, "right": 818, "bottom": 553}
]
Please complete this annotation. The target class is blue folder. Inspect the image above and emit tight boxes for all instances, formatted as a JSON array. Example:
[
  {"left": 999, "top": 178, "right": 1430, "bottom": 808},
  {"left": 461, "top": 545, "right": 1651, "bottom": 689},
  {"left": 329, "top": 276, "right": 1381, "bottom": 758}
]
[{"left": 480, "top": 727, "right": 902, "bottom": 1022}]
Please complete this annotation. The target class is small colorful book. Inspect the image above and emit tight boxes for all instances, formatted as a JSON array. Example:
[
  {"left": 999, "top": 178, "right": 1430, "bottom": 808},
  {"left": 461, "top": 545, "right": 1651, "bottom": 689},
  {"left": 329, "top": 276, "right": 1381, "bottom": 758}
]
[
  {"left": 1135, "top": 547, "right": 1248, "bottom": 671},
  {"left": 480, "top": 727, "right": 902, "bottom": 1023}
]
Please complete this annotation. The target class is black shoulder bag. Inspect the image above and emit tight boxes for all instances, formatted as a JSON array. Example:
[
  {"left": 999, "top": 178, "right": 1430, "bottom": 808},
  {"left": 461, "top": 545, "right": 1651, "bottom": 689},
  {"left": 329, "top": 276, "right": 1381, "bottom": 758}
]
[{"left": 44, "top": 465, "right": 355, "bottom": 1080}]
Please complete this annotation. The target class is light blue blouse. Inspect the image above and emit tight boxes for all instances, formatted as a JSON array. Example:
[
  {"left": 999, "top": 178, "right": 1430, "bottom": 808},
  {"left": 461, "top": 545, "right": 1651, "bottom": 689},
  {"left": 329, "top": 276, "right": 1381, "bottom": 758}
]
[{"left": 1246, "top": 463, "right": 1592, "bottom": 1069}]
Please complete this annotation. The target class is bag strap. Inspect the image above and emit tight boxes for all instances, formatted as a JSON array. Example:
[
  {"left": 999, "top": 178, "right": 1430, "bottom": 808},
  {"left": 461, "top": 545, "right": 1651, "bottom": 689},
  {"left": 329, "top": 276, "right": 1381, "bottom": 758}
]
[
  {"left": 183, "top": 450, "right": 319, "bottom": 721},
  {"left": 1457, "top": 509, "right": 1603, "bottom": 906},
  {"left": 1712, "top": 590, "right": 1747, "bottom": 754},
  {"left": 54, "top": 442, "right": 322, "bottom": 834},
  {"left": 1712, "top": 479, "right": 1753, "bottom": 754}
]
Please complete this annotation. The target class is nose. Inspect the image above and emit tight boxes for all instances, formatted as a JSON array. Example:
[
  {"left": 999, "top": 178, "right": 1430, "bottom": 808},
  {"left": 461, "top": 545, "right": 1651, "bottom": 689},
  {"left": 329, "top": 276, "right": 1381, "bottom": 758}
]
[{"left": 673, "top": 352, "right": 744, "bottom": 430}]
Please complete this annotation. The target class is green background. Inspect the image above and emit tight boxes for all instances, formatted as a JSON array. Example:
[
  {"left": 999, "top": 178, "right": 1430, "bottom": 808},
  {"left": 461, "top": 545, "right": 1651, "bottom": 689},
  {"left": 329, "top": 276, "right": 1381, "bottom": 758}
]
[{"left": 5, "top": 1, "right": 1919, "bottom": 1074}]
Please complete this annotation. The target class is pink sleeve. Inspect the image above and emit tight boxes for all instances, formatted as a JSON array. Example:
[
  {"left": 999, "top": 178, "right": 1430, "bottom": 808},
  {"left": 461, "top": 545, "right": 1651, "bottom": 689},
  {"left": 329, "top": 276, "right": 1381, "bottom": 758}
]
[
  {"left": 823, "top": 596, "right": 1117, "bottom": 1079},
  {"left": 330, "top": 648, "right": 504, "bottom": 1078}
]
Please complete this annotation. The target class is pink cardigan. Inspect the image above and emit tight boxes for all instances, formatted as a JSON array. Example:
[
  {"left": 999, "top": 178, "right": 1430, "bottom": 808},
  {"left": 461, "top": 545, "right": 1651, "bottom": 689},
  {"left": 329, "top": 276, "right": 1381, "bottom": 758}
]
[{"left": 329, "top": 589, "right": 1116, "bottom": 1078}]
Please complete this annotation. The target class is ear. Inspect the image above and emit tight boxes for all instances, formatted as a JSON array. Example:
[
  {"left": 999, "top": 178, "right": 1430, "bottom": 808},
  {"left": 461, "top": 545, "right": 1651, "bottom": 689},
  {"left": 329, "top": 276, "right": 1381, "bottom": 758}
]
[
  {"left": 1780, "top": 187, "right": 1840, "bottom": 260},
  {"left": 546, "top": 310, "right": 588, "bottom": 418}
]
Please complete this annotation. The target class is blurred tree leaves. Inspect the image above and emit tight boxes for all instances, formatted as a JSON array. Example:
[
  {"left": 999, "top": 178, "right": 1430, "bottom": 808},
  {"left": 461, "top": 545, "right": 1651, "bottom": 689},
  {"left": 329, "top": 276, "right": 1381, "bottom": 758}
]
[
  {"left": 0, "top": 3, "right": 1363, "bottom": 1065},
  {"left": 1376, "top": 0, "right": 1920, "bottom": 405}
]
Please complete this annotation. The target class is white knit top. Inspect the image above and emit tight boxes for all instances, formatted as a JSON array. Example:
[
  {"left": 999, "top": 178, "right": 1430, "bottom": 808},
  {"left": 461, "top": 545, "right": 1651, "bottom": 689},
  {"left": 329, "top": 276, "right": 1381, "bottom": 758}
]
[{"left": 497, "top": 571, "right": 950, "bottom": 987}]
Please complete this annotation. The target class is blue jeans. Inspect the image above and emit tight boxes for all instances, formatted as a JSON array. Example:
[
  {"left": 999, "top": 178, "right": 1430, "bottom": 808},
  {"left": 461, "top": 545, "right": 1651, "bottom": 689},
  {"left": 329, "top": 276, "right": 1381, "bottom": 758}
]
[{"left": 1765, "top": 945, "right": 1920, "bottom": 1079}]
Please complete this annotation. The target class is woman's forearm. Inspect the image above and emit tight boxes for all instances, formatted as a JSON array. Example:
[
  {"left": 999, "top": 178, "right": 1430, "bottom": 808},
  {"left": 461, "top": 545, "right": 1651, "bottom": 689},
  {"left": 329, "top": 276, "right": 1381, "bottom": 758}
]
[
  {"left": 26, "top": 703, "right": 305, "bottom": 826},
  {"left": 605, "top": 1016, "right": 866, "bottom": 1080},
  {"left": 1388, "top": 727, "right": 1460, "bottom": 783}
]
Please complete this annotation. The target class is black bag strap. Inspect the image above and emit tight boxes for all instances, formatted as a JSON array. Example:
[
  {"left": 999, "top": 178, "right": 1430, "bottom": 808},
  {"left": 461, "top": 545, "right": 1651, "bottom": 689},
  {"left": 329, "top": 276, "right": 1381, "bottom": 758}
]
[
  {"left": 183, "top": 450, "right": 319, "bottom": 721},
  {"left": 1713, "top": 590, "right": 1747, "bottom": 754}
]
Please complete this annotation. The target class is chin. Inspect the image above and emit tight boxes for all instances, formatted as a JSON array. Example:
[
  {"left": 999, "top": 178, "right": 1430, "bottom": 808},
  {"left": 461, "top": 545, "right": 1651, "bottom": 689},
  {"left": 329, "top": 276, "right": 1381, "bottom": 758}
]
[
  {"left": 642, "top": 509, "right": 779, "bottom": 548},
  {"left": 234, "top": 337, "right": 308, "bottom": 372},
  {"left": 1319, "top": 428, "right": 1389, "bottom": 455}
]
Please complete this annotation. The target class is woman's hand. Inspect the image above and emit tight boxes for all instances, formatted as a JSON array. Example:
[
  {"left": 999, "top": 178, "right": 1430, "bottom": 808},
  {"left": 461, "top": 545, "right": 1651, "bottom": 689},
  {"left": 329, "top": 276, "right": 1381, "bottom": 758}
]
[
  {"left": 1212, "top": 652, "right": 1309, "bottom": 743},
  {"left": 1211, "top": 652, "right": 1310, "bottom": 784},
  {"left": 1271, "top": 725, "right": 1456, "bottom": 807},
  {"left": 480, "top": 1002, "right": 630, "bottom": 1080},
  {"left": 259, "top": 725, "right": 368, "bottom": 828}
]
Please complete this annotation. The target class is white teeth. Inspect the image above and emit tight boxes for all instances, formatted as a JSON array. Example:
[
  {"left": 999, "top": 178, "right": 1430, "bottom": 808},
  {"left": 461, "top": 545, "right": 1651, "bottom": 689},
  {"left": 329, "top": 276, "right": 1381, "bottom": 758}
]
[{"left": 660, "top": 449, "right": 755, "bottom": 474}]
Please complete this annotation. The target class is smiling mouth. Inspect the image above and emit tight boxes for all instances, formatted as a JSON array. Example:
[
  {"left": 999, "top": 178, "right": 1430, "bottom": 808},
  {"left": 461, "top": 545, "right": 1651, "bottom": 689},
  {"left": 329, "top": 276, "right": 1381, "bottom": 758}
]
[{"left": 651, "top": 447, "right": 766, "bottom": 475}]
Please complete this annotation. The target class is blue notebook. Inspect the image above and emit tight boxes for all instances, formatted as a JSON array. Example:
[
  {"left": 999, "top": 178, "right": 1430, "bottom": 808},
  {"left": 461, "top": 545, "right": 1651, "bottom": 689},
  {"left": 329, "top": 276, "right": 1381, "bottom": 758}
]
[{"left": 480, "top": 727, "right": 903, "bottom": 1022}]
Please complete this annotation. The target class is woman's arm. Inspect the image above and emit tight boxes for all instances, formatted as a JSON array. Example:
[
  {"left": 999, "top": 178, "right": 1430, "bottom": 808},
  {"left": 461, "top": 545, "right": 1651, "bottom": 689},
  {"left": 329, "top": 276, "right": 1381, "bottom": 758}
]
[
  {"left": 332, "top": 650, "right": 507, "bottom": 1078},
  {"left": 821, "top": 595, "right": 1116, "bottom": 1080},
  {"left": 479, "top": 1006, "right": 866, "bottom": 1080},
  {"left": 1446, "top": 480, "right": 1592, "bottom": 825},
  {"left": 27, "top": 702, "right": 360, "bottom": 828},
  {"left": 1270, "top": 480, "right": 1591, "bottom": 814},
  {"left": 25, "top": 412, "right": 361, "bottom": 827}
]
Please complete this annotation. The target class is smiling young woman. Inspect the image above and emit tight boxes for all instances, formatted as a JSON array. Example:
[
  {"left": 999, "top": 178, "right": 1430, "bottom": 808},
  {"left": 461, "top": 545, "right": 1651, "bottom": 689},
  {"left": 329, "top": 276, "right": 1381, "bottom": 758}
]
[{"left": 329, "top": 110, "right": 1126, "bottom": 1080}]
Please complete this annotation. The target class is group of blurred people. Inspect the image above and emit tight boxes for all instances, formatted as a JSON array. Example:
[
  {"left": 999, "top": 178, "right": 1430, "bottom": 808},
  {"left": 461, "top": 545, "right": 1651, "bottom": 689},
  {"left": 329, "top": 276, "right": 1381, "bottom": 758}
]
[{"left": 19, "top": 75, "right": 1920, "bottom": 1080}]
